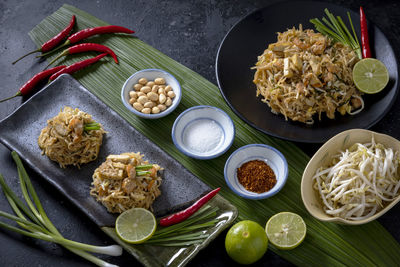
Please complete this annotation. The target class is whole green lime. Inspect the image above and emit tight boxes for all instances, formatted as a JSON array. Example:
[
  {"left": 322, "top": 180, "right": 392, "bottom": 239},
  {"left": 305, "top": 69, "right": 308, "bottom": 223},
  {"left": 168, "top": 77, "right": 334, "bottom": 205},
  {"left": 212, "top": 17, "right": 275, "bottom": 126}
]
[{"left": 225, "top": 220, "right": 268, "bottom": 264}]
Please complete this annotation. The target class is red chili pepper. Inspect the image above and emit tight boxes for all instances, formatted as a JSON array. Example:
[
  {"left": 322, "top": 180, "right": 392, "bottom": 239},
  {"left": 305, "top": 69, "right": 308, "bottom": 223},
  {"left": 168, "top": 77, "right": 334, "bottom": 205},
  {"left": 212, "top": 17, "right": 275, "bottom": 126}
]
[
  {"left": 360, "top": 7, "right": 371, "bottom": 58},
  {"left": 42, "top": 15, "right": 76, "bottom": 52},
  {"left": 67, "top": 25, "right": 134, "bottom": 44},
  {"left": 46, "top": 43, "right": 118, "bottom": 68},
  {"left": 0, "top": 65, "right": 66, "bottom": 103},
  {"left": 12, "top": 15, "right": 76, "bottom": 64},
  {"left": 159, "top": 188, "right": 221, "bottom": 227},
  {"left": 49, "top": 53, "right": 108, "bottom": 81},
  {"left": 40, "top": 25, "right": 134, "bottom": 58}
]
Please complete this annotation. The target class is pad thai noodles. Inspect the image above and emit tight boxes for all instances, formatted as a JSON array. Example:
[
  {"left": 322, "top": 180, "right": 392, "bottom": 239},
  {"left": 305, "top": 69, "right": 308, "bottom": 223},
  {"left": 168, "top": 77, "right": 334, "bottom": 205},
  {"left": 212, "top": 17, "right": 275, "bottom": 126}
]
[
  {"left": 90, "top": 152, "right": 162, "bottom": 213},
  {"left": 253, "top": 26, "right": 363, "bottom": 124},
  {"left": 313, "top": 137, "right": 400, "bottom": 220},
  {"left": 38, "top": 106, "right": 105, "bottom": 168}
]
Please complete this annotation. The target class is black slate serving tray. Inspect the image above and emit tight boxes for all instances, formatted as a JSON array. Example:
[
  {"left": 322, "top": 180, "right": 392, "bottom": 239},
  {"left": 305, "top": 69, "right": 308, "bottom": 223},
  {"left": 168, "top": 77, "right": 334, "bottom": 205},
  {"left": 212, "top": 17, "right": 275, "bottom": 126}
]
[{"left": 0, "top": 74, "right": 211, "bottom": 227}]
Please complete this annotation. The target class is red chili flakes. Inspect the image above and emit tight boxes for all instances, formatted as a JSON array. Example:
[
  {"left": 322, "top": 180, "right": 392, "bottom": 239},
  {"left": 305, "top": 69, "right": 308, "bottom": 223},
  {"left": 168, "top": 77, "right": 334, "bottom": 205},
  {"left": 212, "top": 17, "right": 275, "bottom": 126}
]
[{"left": 237, "top": 160, "right": 277, "bottom": 193}]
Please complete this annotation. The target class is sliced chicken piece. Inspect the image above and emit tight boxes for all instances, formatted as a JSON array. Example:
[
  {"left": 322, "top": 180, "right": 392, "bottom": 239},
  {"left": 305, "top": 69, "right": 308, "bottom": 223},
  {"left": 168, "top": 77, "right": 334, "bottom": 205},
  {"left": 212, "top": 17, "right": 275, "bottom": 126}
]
[
  {"left": 54, "top": 123, "right": 68, "bottom": 136},
  {"left": 268, "top": 42, "right": 291, "bottom": 52},
  {"left": 122, "top": 178, "right": 136, "bottom": 194},
  {"left": 68, "top": 118, "right": 83, "bottom": 136},
  {"left": 126, "top": 164, "right": 136, "bottom": 179},
  {"left": 98, "top": 162, "right": 124, "bottom": 180}
]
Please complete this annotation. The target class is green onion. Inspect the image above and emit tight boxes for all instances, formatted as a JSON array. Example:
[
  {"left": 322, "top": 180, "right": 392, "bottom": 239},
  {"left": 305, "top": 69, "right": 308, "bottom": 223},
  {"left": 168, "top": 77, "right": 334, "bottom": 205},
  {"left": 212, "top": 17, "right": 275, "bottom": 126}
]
[
  {"left": 136, "top": 170, "right": 151, "bottom": 176},
  {"left": 310, "top": 8, "right": 362, "bottom": 59},
  {"left": 84, "top": 122, "right": 101, "bottom": 131},
  {"left": 144, "top": 205, "right": 219, "bottom": 246},
  {"left": 135, "top": 164, "right": 153, "bottom": 170},
  {"left": 0, "top": 151, "right": 122, "bottom": 267}
]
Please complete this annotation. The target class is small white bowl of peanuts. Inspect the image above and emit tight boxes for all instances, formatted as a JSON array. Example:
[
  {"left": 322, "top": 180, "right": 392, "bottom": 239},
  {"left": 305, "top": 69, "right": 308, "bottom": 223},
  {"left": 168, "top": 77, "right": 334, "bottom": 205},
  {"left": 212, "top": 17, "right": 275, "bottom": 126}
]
[{"left": 121, "top": 69, "right": 182, "bottom": 119}]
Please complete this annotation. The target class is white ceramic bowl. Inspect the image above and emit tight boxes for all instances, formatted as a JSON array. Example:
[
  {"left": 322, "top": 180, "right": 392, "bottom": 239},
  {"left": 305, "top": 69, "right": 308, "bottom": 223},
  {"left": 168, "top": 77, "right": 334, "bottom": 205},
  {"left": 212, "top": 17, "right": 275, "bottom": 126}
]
[
  {"left": 224, "top": 144, "right": 288, "bottom": 200},
  {"left": 121, "top": 69, "right": 182, "bottom": 119},
  {"left": 302, "top": 129, "right": 400, "bottom": 225},
  {"left": 172, "top": 105, "right": 235, "bottom": 159}
]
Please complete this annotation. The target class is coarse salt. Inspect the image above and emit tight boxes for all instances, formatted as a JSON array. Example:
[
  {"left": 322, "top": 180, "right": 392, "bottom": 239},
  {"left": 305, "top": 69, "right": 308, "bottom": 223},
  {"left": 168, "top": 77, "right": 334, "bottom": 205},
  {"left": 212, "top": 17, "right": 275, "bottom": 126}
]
[{"left": 183, "top": 119, "right": 223, "bottom": 153}]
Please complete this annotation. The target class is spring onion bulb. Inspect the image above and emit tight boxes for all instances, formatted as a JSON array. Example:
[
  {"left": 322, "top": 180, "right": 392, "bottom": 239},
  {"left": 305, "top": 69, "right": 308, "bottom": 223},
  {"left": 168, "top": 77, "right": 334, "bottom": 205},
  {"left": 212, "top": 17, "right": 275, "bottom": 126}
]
[
  {"left": 0, "top": 151, "right": 123, "bottom": 267},
  {"left": 313, "top": 137, "right": 400, "bottom": 220}
]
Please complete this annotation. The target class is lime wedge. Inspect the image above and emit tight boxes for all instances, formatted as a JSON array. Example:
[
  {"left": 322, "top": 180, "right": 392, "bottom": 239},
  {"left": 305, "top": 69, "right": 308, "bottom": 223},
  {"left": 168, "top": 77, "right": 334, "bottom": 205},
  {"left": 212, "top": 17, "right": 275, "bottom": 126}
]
[
  {"left": 353, "top": 58, "right": 389, "bottom": 94},
  {"left": 265, "top": 212, "right": 306, "bottom": 250},
  {"left": 115, "top": 208, "right": 156, "bottom": 244}
]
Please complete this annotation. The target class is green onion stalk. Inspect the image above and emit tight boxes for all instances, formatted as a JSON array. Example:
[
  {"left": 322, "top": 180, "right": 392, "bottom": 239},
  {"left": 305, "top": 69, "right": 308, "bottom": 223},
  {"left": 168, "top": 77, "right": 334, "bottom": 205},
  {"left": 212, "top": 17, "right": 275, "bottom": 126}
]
[
  {"left": 143, "top": 205, "right": 220, "bottom": 246},
  {"left": 310, "top": 8, "right": 362, "bottom": 59},
  {"left": 0, "top": 151, "right": 122, "bottom": 267},
  {"left": 84, "top": 122, "right": 101, "bottom": 131}
]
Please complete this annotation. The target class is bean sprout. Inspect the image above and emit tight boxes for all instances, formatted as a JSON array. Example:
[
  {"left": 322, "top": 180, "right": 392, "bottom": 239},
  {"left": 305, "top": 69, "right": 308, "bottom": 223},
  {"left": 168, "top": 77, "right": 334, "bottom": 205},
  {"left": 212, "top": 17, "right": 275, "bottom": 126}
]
[{"left": 313, "top": 137, "right": 400, "bottom": 220}]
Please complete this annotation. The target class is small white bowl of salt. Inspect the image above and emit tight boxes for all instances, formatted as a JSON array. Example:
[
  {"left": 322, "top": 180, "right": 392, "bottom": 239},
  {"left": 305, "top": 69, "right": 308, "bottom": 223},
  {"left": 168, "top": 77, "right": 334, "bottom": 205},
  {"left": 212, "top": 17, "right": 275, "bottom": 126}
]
[{"left": 172, "top": 105, "right": 235, "bottom": 159}]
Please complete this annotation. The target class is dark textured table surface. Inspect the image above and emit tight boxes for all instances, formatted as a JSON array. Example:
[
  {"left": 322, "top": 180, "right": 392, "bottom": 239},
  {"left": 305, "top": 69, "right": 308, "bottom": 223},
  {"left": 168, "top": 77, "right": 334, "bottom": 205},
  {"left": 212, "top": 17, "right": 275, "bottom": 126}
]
[{"left": 1, "top": 0, "right": 399, "bottom": 266}]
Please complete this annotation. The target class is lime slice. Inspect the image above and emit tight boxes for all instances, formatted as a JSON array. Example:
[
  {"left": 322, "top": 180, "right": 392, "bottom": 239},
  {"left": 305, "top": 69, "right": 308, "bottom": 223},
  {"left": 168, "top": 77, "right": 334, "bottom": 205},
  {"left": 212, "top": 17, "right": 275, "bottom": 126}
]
[
  {"left": 265, "top": 212, "right": 306, "bottom": 250},
  {"left": 353, "top": 58, "right": 389, "bottom": 94},
  {"left": 115, "top": 208, "right": 156, "bottom": 244}
]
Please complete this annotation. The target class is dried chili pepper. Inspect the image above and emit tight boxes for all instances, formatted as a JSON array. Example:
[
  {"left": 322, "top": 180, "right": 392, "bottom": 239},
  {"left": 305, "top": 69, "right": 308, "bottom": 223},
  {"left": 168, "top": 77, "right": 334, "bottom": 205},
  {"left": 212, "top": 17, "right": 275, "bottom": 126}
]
[
  {"left": 46, "top": 43, "right": 118, "bottom": 68},
  {"left": 360, "top": 6, "right": 371, "bottom": 58},
  {"left": 159, "top": 188, "right": 221, "bottom": 227},
  {"left": 39, "top": 25, "right": 134, "bottom": 58},
  {"left": 12, "top": 15, "right": 76, "bottom": 64},
  {"left": 49, "top": 53, "right": 108, "bottom": 81},
  {"left": 0, "top": 65, "right": 66, "bottom": 103}
]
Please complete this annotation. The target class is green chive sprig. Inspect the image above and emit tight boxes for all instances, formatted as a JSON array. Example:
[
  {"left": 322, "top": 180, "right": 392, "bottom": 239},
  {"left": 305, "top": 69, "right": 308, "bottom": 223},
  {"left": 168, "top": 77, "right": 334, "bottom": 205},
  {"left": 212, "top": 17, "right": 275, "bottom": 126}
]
[{"left": 310, "top": 8, "right": 362, "bottom": 59}]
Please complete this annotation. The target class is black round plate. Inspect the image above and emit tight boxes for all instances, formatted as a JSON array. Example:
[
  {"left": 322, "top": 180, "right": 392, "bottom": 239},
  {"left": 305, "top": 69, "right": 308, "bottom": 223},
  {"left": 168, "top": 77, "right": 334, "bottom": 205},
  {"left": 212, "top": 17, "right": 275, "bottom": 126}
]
[{"left": 216, "top": 1, "right": 398, "bottom": 143}]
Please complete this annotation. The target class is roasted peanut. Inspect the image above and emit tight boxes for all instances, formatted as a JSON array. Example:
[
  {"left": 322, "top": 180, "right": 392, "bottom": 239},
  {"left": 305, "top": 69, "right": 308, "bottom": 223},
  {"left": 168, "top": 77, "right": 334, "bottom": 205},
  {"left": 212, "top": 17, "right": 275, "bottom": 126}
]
[
  {"left": 129, "top": 77, "right": 175, "bottom": 114},
  {"left": 159, "top": 94, "right": 167, "bottom": 104},
  {"left": 158, "top": 104, "right": 166, "bottom": 111},
  {"left": 134, "top": 84, "right": 143, "bottom": 91},
  {"left": 154, "top": 77, "right": 166, "bottom": 85},
  {"left": 164, "top": 85, "right": 172, "bottom": 92},
  {"left": 129, "top": 91, "right": 137, "bottom": 98},
  {"left": 146, "top": 81, "right": 155, "bottom": 87},
  {"left": 138, "top": 78, "right": 148, "bottom": 85},
  {"left": 147, "top": 92, "right": 159, "bottom": 101},
  {"left": 144, "top": 101, "right": 155, "bottom": 108},
  {"left": 151, "top": 85, "right": 159, "bottom": 92},
  {"left": 152, "top": 107, "right": 160, "bottom": 114},
  {"left": 137, "top": 96, "right": 149, "bottom": 105},
  {"left": 165, "top": 97, "right": 172, "bottom": 106},
  {"left": 140, "top": 86, "right": 151, "bottom": 93},
  {"left": 167, "top": 91, "right": 175, "bottom": 98},
  {"left": 133, "top": 102, "right": 144, "bottom": 111},
  {"left": 142, "top": 108, "right": 151, "bottom": 114}
]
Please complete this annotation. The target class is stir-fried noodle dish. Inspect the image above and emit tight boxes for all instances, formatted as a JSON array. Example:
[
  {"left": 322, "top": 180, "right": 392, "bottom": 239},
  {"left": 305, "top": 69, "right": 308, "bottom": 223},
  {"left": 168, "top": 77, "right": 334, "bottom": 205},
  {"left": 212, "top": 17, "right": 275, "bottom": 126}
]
[
  {"left": 313, "top": 137, "right": 400, "bottom": 220},
  {"left": 38, "top": 106, "right": 105, "bottom": 168},
  {"left": 90, "top": 152, "right": 162, "bottom": 213},
  {"left": 253, "top": 26, "right": 363, "bottom": 124}
]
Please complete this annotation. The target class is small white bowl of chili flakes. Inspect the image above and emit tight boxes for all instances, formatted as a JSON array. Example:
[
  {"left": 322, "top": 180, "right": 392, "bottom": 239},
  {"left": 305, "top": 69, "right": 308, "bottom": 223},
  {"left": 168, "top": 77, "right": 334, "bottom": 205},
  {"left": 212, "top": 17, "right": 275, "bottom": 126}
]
[{"left": 224, "top": 144, "right": 288, "bottom": 200}]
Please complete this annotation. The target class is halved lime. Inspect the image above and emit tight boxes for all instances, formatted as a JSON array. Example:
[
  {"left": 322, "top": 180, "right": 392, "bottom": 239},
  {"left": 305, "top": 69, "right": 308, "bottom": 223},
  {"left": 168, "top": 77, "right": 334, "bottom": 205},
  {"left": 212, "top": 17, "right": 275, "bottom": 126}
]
[
  {"left": 265, "top": 212, "right": 306, "bottom": 250},
  {"left": 353, "top": 58, "right": 389, "bottom": 94},
  {"left": 115, "top": 208, "right": 156, "bottom": 244}
]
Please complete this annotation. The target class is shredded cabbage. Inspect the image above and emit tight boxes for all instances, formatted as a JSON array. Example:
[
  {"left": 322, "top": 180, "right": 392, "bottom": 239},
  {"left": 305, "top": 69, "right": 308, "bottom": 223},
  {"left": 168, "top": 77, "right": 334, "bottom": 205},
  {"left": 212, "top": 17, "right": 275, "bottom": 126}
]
[{"left": 313, "top": 137, "right": 400, "bottom": 220}]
